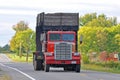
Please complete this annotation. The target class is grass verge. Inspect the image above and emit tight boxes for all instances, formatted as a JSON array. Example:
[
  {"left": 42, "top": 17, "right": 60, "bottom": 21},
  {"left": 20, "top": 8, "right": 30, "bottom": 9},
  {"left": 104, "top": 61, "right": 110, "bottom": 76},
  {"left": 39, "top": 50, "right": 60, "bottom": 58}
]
[
  {"left": 0, "top": 70, "right": 11, "bottom": 80},
  {"left": 6, "top": 53, "right": 33, "bottom": 62},
  {"left": 0, "top": 74, "right": 11, "bottom": 80},
  {"left": 82, "top": 63, "right": 120, "bottom": 74}
]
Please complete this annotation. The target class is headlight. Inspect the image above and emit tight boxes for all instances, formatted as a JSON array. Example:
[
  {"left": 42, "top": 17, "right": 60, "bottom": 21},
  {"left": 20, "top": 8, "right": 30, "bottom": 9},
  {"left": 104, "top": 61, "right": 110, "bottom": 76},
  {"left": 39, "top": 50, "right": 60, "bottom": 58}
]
[
  {"left": 45, "top": 52, "right": 53, "bottom": 56},
  {"left": 74, "top": 52, "right": 80, "bottom": 56}
]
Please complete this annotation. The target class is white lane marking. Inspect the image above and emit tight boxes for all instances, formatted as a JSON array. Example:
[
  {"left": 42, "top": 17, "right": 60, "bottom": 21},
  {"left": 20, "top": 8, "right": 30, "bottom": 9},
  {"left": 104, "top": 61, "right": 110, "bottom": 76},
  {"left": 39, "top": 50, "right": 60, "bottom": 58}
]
[{"left": 0, "top": 63, "right": 36, "bottom": 80}]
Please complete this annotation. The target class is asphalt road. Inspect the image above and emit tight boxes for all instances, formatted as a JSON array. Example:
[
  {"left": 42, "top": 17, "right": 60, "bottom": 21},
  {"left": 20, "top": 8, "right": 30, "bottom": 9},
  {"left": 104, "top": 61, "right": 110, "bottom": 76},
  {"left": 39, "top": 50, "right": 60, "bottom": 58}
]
[{"left": 0, "top": 54, "right": 120, "bottom": 80}]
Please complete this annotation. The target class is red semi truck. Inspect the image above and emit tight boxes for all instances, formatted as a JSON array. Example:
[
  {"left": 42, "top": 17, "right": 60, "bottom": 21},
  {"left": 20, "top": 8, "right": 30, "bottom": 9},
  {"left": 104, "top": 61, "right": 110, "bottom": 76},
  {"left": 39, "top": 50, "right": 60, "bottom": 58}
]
[{"left": 33, "top": 12, "right": 81, "bottom": 72}]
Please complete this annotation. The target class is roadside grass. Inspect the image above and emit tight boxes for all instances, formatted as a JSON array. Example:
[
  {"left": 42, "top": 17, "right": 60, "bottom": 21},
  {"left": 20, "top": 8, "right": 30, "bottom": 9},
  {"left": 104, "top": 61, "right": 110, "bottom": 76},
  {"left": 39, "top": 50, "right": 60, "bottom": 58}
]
[
  {"left": 0, "top": 70, "right": 11, "bottom": 80},
  {"left": 82, "top": 63, "right": 120, "bottom": 74},
  {"left": 0, "top": 74, "right": 11, "bottom": 80},
  {"left": 6, "top": 53, "right": 33, "bottom": 62}
]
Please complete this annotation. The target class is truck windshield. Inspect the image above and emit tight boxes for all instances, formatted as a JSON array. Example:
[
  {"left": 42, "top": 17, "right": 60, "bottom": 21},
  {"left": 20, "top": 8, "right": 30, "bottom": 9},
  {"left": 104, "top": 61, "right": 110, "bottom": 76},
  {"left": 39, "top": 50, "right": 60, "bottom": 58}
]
[
  {"left": 49, "top": 33, "right": 75, "bottom": 41},
  {"left": 49, "top": 33, "right": 61, "bottom": 41},
  {"left": 62, "top": 34, "right": 74, "bottom": 41}
]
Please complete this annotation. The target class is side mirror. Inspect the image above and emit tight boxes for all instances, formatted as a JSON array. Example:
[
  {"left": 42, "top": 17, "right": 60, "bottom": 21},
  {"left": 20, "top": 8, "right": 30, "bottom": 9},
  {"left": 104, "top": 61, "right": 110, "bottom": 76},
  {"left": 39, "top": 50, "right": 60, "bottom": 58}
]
[{"left": 80, "top": 35, "right": 83, "bottom": 44}]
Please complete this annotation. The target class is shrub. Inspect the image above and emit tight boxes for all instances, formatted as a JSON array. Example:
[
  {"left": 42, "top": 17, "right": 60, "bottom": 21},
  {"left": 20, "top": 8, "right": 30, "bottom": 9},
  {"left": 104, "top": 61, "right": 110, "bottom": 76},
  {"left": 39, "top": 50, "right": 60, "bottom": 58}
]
[
  {"left": 117, "top": 64, "right": 120, "bottom": 70},
  {"left": 82, "top": 53, "right": 90, "bottom": 64},
  {"left": 90, "top": 61, "right": 120, "bottom": 69},
  {"left": 105, "top": 61, "right": 119, "bottom": 68}
]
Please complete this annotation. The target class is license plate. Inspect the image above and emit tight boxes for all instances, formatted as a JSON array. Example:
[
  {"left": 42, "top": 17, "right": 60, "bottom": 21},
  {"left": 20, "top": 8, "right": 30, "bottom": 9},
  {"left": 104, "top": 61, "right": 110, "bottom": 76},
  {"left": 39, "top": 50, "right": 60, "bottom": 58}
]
[{"left": 71, "top": 61, "right": 76, "bottom": 64}]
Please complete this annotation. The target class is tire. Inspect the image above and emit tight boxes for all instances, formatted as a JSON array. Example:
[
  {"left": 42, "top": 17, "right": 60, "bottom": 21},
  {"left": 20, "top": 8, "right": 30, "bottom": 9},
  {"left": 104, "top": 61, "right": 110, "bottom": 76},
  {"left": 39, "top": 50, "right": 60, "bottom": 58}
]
[
  {"left": 33, "top": 54, "right": 40, "bottom": 70},
  {"left": 33, "top": 60, "right": 41, "bottom": 70},
  {"left": 75, "top": 64, "right": 80, "bottom": 73},
  {"left": 42, "top": 62, "right": 44, "bottom": 71},
  {"left": 44, "top": 64, "right": 50, "bottom": 72},
  {"left": 33, "top": 54, "right": 44, "bottom": 71}
]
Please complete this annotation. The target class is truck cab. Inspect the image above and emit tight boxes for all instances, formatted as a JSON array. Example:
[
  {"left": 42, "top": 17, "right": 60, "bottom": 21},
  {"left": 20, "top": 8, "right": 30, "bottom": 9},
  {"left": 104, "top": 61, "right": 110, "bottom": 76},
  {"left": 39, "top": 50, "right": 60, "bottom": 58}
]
[{"left": 43, "top": 31, "right": 80, "bottom": 72}]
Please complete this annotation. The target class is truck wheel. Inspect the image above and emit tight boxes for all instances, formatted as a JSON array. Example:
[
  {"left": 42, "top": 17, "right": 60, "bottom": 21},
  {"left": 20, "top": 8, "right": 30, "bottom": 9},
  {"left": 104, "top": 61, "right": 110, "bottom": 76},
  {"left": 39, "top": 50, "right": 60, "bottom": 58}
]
[
  {"left": 45, "top": 64, "right": 50, "bottom": 72},
  {"left": 42, "top": 64, "right": 44, "bottom": 70},
  {"left": 33, "top": 60, "right": 41, "bottom": 70},
  {"left": 33, "top": 54, "right": 41, "bottom": 70},
  {"left": 75, "top": 64, "right": 80, "bottom": 73}
]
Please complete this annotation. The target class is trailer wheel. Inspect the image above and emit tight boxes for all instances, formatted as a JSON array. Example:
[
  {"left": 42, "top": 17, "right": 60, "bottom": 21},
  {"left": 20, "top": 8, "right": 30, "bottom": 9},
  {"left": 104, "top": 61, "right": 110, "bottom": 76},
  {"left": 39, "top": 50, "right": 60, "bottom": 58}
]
[
  {"left": 75, "top": 64, "right": 80, "bottom": 73},
  {"left": 45, "top": 64, "right": 50, "bottom": 72}
]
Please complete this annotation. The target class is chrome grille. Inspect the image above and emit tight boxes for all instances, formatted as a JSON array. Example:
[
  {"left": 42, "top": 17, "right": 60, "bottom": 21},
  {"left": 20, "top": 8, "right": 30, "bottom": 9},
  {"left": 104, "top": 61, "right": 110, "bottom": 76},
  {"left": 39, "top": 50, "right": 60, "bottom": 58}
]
[{"left": 55, "top": 42, "right": 72, "bottom": 60}]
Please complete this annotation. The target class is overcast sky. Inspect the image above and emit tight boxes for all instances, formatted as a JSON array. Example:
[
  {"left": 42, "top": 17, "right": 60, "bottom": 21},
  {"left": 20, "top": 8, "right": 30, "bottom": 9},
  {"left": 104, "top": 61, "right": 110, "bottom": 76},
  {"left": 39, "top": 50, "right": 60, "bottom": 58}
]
[{"left": 0, "top": 0, "right": 120, "bottom": 47}]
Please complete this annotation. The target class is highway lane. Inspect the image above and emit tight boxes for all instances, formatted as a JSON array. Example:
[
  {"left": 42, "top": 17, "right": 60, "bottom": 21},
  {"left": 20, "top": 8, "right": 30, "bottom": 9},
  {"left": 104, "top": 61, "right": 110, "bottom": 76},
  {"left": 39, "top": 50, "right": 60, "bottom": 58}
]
[{"left": 0, "top": 62, "right": 120, "bottom": 80}]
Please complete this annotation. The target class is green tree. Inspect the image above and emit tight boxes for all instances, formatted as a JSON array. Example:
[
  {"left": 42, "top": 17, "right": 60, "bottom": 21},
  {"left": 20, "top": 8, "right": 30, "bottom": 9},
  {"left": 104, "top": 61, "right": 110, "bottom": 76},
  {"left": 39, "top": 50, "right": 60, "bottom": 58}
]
[
  {"left": 114, "top": 34, "right": 120, "bottom": 52},
  {"left": 80, "top": 13, "right": 118, "bottom": 27},
  {"left": 10, "top": 31, "right": 23, "bottom": 57},
  {"left": 0, "top": 46, "right": 2, "bottom": 53},
  {"left": 78, "top": 25, "right": 120, "bottom": 62},
  {"left": 21, "top": 29, "right": 35, "bottom": 61},
  {"left": 10, "top": 21, "right": 35, "bottom": 61},
  {"left": 10, "top": 21, "right": 29, "bottom": 57},
  {"left": 96, "top": 29, "right": 108, "bottom": 52},
  {"left": 104, "top": 25, "right": 120, "bottom": 53},
  {"left": 79, "top": 13, "right": 97, "bottom": 26},
  {"left": 10, "top": 29, "right": 35, "bottom": 61},
  {"left": 2, "top": 44, "right": 10, "bottom": 52}
]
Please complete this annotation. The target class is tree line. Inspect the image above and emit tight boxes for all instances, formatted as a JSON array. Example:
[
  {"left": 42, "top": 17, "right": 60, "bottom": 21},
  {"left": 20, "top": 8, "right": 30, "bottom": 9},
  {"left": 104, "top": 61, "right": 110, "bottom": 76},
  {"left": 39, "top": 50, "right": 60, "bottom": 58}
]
[
  {"left": 78, "top": 25, "right": 120, "bottom": 53},
  {"left": 78, "top": 13, "right": 120, "bottom": 63},
  {"left": 0, "top": 44, "right": 10, "bottom": 53},
  {"left": 78, "top": 13, "right": 120, "bottom": 53}
]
